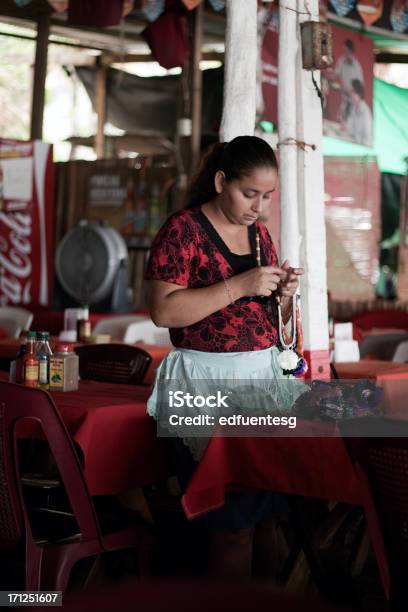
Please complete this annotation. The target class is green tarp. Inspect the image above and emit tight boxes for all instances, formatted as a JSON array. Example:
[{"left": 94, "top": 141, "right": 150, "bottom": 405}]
[{"left": 323, "top": 78, "right": 408, "bottom": 176}]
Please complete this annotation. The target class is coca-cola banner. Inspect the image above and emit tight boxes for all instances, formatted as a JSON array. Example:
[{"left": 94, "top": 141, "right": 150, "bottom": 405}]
[{"left": 0, "top": 139, "right": 54, "bottom": 307}]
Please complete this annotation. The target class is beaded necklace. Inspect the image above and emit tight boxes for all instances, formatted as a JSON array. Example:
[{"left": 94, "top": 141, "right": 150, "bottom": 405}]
[{"left": 255, "top": 229, "right": 307, "bottom": 377}]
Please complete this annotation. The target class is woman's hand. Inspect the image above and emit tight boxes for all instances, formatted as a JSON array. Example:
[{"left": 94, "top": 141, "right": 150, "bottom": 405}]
[
  {"left": 233, "top": 266, "right": 286, "bottom": 298},
  {"left": 277, "top": 260, "right": 304, "bottom": 298}
]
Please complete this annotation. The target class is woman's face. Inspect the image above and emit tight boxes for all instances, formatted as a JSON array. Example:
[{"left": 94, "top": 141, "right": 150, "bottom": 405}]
[{"left": 215, "top": 166, "right": 278, "bottom": 225}]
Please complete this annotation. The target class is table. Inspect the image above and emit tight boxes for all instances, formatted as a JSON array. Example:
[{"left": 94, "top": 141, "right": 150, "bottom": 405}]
[
  {"left": 6, "top": 376, "right": 169, "bottom": 496},
  {"left": 182, "top": 424, "right": 362, "bottom": 520},
  {"left": 0, "top": 339, "right": 170, "bottom": 384},
  {"left": 335, "top": 360, "right": 408, "bottom": 417},
  {"left": 334, "top": 360, "right": 408, "bottom": 381},
  {"left": 182, "top": 367, "right": 408, "bottom": 519}
]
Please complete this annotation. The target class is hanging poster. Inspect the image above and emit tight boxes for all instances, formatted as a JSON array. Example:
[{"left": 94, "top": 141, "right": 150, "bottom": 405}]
[
  {"left": 260, "top": 5, "right": 279, "bottom": 125},
  {"left": 260, "top": 13, "right": 373, "bottom": 149},
  {"left": 390, "top": 0, "right": 408, "bottom": 32},
  {"left": 329, "top": 0, "right": 355, "bottom": 17},
  {"left": 0, "top": 139, "right": 54, "bottom": 307},
  {"left": 322, "top": 26, "right": 374, "bottom": 146}
]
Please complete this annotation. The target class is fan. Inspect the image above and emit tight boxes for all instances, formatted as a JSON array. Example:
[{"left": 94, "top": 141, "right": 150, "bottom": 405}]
[{"left": 55, "top": 221, "right": 129, "bottom": 312}]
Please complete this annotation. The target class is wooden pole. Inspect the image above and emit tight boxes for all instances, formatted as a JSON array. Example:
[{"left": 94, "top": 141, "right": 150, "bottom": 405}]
[
  {"left": 30, "top": 12, "right": 50, "bottom": 141},
  {"left": 94, "top": 59, "right": 107, "bottom": 159},
  {"left": 220, "top": 0, "right": 257, "bottom": 141},
  {"left": 190, "top": 2, "right": 204, "bottom": 173}
]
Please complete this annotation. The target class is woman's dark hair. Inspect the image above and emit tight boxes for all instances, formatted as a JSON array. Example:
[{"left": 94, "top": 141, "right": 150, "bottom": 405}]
[{"left": 186, "top": 135, "right": 278, "bottom": 209}]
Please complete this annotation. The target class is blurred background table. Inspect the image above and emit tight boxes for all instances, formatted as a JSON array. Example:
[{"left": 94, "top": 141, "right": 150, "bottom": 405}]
[{"left": 0, "top": 338, "right": 170, "bottom": 384}]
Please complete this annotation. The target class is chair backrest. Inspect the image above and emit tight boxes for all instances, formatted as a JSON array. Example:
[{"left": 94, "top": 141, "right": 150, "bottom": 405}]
[
  {"left": 92, "top": 316, "right": 172, "bottom": 346},
  {"left": 0, "top": 381, "right": 100, "bottom": 549},
  {"left": 75, "top": 344, "right": 152, "bottom": 384},
  {"left": 359, "top": 334, "right": 408, "bottom": 361},
  {"left": 92, "top": 316, "right": 148, "bottom": 341},
  {"left": 392, "top": 340, "right": 408, "bottom": 363},
  {"left": 339, "top": 416, "right": 408, "bottom": 601},
  {"left": 123, "top": 321, "right": 172, "bottom": 346},
  {"left": 0, "top": 307, "right": 33, "bottom": 338}
]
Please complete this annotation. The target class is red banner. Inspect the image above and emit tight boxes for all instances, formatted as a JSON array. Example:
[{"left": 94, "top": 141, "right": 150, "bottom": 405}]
[
  {"left": 0, "top": 139, "right": 54, "bottom": 307},
  {"left": 324, "top": 156, "right": 380, "bottom": 301}
]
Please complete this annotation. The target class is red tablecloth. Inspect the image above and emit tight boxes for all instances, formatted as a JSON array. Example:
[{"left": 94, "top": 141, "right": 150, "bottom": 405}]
[{"left": 182, "top": 425, "right": 362, "bottom": 520}]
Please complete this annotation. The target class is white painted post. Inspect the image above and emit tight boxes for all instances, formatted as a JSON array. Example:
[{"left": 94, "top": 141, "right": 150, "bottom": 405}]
[
  {"left": 278, "top": 0, "right": 300, "bottom": 267},
  {"left": 296, "top": 0, "right": 330, "bottom": 378},
  {"left": 220, "top": 0, "right": 258, "bottom": 141}
]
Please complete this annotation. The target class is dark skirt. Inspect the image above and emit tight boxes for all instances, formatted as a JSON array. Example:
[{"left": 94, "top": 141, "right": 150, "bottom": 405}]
[{"left": 170, "top": 438, "right": 288, "bottom": 532}]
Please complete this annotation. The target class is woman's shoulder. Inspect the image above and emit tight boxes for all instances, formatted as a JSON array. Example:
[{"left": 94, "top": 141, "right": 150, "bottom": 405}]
[
  {"left": 151, "top": 208, "right": 201, "bottom": 248},
  {"left": 256, "top": 220, "right": 273, "bottom": 242},
  {"left": 160, "top": 208, "right": 200, "bottom": 232}
]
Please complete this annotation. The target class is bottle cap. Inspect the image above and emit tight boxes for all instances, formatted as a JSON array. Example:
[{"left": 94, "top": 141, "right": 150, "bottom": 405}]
[{"left": 56, "top": 342, "right": 73, "bottom": 354}]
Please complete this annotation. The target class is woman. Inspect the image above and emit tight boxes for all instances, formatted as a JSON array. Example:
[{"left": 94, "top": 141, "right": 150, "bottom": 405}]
[{"left": 145, "top": 136, "right": 304, "bottom": 579}]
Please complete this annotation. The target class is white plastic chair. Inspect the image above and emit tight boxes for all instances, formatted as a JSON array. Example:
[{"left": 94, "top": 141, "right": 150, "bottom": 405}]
[
  {"left": 392, "top": 341, "right": 408, "bottom": 363},
  {"left": 359, "top": 333, "right": 408, "bottom": 361},
  {"left": 92, "top": 315, "right": 172, "bottom": 346},
  {"left": 0, "top": 306, "right": 33, "bottom": 338}
]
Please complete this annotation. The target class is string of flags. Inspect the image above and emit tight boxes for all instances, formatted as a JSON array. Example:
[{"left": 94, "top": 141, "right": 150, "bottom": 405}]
[{"left": 10, "top": 0, "right": 407, "bottom": 33}]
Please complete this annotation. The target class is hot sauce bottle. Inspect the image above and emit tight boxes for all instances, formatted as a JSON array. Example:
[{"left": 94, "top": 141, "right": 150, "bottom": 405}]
[
  {"left": 23, "top": 331, "right": 39, "bottom": 388},
  {"left": 15, "top": 333, "right": 27, "bottom": 384}
]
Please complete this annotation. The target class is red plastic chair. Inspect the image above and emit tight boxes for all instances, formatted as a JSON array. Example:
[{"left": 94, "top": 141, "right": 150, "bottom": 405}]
[
  {"left": 340, "top": 416, "right": 408, "bottom": 611},
  {"left": 0, "top": 381, "right": 152, "bottom": 591}
]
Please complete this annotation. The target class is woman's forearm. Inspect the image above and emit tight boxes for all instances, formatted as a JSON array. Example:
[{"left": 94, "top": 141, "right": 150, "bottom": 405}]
[{"left": 150, "top": 277, "right": 244, "bottom": 328}]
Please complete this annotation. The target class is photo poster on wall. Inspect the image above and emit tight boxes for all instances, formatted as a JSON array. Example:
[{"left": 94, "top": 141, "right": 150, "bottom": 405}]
[
  {"left": 322, "top": 26, "right": 374, "bottom": 147},
  {"left": 260, "top": 8, "right": 374, "bottom": 147},
  {"left": 0, "top": 139, "right": 54, "bottom": 307}
]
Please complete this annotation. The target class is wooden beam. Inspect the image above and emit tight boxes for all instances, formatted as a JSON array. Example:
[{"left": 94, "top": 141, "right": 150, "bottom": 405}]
[
  {"left": 190, "top": 3, "right": 204, "bottom": 173},
  {"left": 94, "top": 60, "right": 107, "bottom": 158},
  {"left": 375, "top": 53, "right": 408, "bottom": 64},
  {"left": 100, "top": 51, "right": 223, "bottom": 66},
  {"left": 30, "top": 11, "right": 50, "bottom": 141}
]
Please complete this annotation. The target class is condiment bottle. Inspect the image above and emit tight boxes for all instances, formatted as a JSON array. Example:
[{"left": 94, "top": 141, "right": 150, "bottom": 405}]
[
  {"left": 77, "top": 305, "right": 92, "bottom": 343},
  {"left": 37, "top": 332, "right": 53, "bottom": 390},
  {"left": 49, "top": 343, "right": 79, "bottom": 392},
  {"left": 23, "top": 331, "right": 39, "bottom": 388},
  {"left": 15, "top": 333, "right": 27, "bottom": 384}
]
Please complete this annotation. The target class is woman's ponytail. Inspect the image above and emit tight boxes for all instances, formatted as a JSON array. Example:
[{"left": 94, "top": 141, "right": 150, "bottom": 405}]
[{"left": 185, "top": 142, "right": 227, "bottom": 209}]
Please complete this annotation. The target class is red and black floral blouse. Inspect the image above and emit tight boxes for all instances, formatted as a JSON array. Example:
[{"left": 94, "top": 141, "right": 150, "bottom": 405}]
[{"left": 146, "top": 208, "right": 279, "bottom": 352}]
